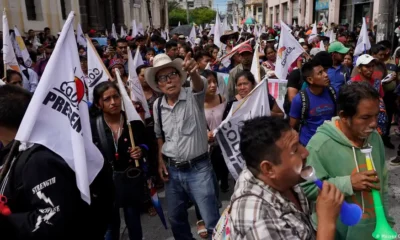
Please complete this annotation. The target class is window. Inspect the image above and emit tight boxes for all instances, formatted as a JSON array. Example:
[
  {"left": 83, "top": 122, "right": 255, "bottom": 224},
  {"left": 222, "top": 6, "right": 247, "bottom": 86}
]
[
  {"left": 25, "top": 0, "right": 43, "bottom": 21},
  {"left": 258, "top": 7, "right": 262, "bottom": 12},
  {"left": 60, "top": 0, "right": 72, "bottom": 20},
  {"left": 188, "top": 1, "right": 194, "bottom": 7},
  {"left": 60, "top": 0, "right": 67, "bottom": 20},
  {"left": 25, "top": 0, "right": 36, "bottom": 20}
]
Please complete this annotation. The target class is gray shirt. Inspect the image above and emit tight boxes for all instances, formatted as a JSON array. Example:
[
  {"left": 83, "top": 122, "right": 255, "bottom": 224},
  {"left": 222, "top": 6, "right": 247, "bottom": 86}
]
[{"left": 153, "top": 77, "right": 208, "bottom": 162}]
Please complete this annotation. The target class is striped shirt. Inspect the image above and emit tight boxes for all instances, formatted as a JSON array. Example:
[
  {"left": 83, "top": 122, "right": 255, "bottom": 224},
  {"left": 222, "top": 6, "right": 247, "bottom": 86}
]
[{"left": 229, "top": 168, "right": 316, "bottom": 240}]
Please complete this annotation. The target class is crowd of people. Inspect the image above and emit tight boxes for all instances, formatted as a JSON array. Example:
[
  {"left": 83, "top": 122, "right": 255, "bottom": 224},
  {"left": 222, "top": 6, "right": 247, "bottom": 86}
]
[{"left": 0, "top": 20, "right": 397, "bottom": 240}]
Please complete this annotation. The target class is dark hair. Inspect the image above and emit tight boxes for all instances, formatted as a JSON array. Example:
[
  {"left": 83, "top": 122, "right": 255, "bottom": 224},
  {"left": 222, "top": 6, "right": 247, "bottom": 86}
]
[
  {"left": 44, "top": 27, "right": 50, "bottom": 31},
  {"left": 301, "top": 62, "right": 314, "bottom": 83},
  {"left": 136, "top": 64, "right": 148, "bottom": 75},
  {"left": 194, "top": 50, "right": 212, "bottom": 62},
  {"left": 0, "top": 85, "right": 32, "bottom": 129},
  {"left": 166, "top": 41, "right": 178, "bottom": 51},
  {"left": 181, "top": 44, "right": 194, "bottom": 56},
  {"left": 92, "top": 81, "right": 120, "bottom": 107},
  {"left": 235, "top": 71, "right": 256, "bottom": 86},
  {"left": 146, "top": 47, "right": 155, "bottom": 55},
  {"left": 6, "top": 70, "right": 23, "bottom": 83},
  {"left": 338, "top": 81, "right": 380, "bottom": 118},
  {"left": 264, "top": 46, "right": 276, "bottom": 55},
  {"left": 377, "top": 40, "right": 391, "bottom": 50},
  {"left": 116, "top": 38, "right": 128, "bottom": 45},
  {"left": 370, "top": 44, "right": 386, "bottom": 55},
  {"left": 240, "top": 116, "right": 291, "bottom": 172},
  {"left": 313, "top": 51, "right": 333, "bottom": 69},
  {"left": 201, "top": 70, "right": 218, "bottom": 86}
]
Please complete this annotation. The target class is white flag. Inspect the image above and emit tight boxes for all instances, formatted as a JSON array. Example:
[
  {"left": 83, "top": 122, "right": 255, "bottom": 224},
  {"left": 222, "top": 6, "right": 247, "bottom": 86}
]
[
  {"left": 14, "top": 27, "right": 33, "bottom": 67},
  {"left": 215, "top": 79, "right": 270, "bottom": 179},
  {"left": 120, "top": 26, "right": 127, "bottom": 38},
  {"left": 178, "top": 21, "right": 181, "bottom": 26},
  {"left": 250, "top": 43, "right": 261, "bottom": 83},
  {"left": 354, "top": 17, "right": 371, "bottom": 56},
  {"left": 275, "top": 20, "right": 304, "bottom": 80},
  {"left": 232, "top": 17, "right": 238, "bottom": 32},
  {"left": 208, "top": 25, "right": 214, "bottom": 37},
  {"left": 319, "top": 40, "right": 325, "bottom": 50},
  {"left": 281, "top": 21, "right": 292, "bottom": 33},
  {"left": 138, "top": 23, "right": 144, "bottom": 35},
  {"left": 165, "top": 28, "right": 170, "bottom": 41},
  {"left": 112, "top": 23, "right": 118, "bottom": 39},
  {"left": 188, "top": 26, "right": 196, "bottom": 46},
  {"left": 15, "top": 12, "right": 103, "bottom": 204},
  {"left": 10, "top": 32, "right": 22, "bottom": 58},
  {"left": 199, "top": 24, "right": 203, "bottom": 33},
  {"left": 76, "top": 23, "right": 87, "bottom": 47},
  {"left": 86, "top": 36, "right": 111, "bottom": 102},
  {"left": 131, "top": 20, "right": 138, "bottom": 38},
  {"left": 3, "top": 9, "right": 20, "bottom": 72},
  {"left": 115, "top": 68, "right": 142, "bottom": 122},
  {"left": 223, "top": 17, "right": 230, "bottom": 32},
  {"left": 128, "top": 48, "right": 150, "bottom": 119},
  {"left": 105, "top": 29, "right": 109, "bottom": 37},
  {"left": 308, "top": 22, "right": 318, "bottom": 44},
  {"left": 214, "top": 15, "right": 222, "bottom": 48},
  {"left": 293, "top": 20, "right": 297, "bottom": 27}
]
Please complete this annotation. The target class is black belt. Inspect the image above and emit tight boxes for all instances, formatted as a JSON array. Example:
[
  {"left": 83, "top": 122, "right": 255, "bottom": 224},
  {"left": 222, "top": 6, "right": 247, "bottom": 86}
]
[{"left": 164, "top": 152, "right": 209, "bottom": 169}]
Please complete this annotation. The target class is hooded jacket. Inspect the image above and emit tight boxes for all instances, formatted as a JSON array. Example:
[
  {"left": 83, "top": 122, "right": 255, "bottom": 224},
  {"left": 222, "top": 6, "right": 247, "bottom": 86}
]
[{"left": 300, "top": 116, "right": 394, "bottom": 240}]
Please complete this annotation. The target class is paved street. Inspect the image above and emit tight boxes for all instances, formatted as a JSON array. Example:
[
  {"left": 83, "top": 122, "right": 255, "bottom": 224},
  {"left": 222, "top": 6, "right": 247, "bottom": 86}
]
[{"left": 121, "top": 130, "right": 400, "bottom": 240}]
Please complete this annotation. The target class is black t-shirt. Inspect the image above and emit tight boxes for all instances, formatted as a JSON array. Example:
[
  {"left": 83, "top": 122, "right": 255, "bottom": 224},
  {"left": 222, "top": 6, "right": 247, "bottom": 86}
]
[{"left": 283, "top": 69, "right": 304, "bottom": 114}]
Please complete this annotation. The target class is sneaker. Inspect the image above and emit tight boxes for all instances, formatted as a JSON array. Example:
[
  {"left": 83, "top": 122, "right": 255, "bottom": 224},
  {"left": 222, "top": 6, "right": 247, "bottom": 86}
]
[{"left": 390, "top": 156, "right": 400, "bottom": 165}]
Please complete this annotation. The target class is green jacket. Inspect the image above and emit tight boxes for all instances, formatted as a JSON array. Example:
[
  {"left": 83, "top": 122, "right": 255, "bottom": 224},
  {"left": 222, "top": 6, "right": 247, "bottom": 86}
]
[{"left": 300, "top": 116, "right": 394, "bottom": 240}]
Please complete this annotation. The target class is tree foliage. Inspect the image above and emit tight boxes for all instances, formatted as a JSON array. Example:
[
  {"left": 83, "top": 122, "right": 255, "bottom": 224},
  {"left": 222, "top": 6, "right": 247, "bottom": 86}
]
[
  {"left": 168, "top": 5, "right": 216, "bottom": 26},
  {"left": 169, "top": 8, "right": 187, "bottom": 26},
  {"left": 190, "top": 7, "right": 216, "bottom": 25}
]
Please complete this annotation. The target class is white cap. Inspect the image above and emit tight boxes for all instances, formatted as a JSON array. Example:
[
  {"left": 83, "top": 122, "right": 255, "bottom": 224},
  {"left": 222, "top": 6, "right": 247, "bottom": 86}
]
[
  {"left": 299, "top": 38, "right": 305, "bottom": 43},
  {"left": 356, "top": 54, "right": 376, "bottom": 67},
  {"left": 310, "top": 48, "right": 322, "bottom": 56},
  {"left": 195, "top": 38, "right": 201, "bottom": 45}
]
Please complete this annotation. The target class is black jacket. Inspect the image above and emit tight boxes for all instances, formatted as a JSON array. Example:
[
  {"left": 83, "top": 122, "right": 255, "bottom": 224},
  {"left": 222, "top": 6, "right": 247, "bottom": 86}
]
[{"left": 0, "top": 142, "right": 113, "bottom": 240}]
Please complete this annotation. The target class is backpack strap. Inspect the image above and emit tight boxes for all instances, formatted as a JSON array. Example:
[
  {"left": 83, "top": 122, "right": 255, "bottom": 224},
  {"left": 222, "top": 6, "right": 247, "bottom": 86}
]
[
  {"left": 327, "top": 86, "right": 337, "bottom": 116},
  {"left": 157, "top": 97, "right": 165, "bottom": 142},
  {"left": 299, "top": 89, "right": 309, "bottom": 129},
  {"left": 96, "top": 115, "right": 114, "bottom": 164}
]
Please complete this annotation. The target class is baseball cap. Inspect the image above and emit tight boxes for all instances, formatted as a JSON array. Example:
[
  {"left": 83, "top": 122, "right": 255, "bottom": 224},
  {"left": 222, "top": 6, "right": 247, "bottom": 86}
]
[
  {"left": 299, "top": 38, "right": 305, "bottom": 43},
  {"left": 328, "top": 41, "right": 349, "bottom": 54},
  {"left": 310, "top": 48, "right": 323, "bottom": 57},
  {"left": 238, "top": 44, "right": 253, "bottom": 54},
  {"left": 356, "top": 54, "right": 376, "bottom": 67}
]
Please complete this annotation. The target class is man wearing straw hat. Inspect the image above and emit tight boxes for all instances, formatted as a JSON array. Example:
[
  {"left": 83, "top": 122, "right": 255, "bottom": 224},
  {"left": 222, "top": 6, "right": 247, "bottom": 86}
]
[{"left": 145, "top": 53, "right": 220, "bottom": 239}]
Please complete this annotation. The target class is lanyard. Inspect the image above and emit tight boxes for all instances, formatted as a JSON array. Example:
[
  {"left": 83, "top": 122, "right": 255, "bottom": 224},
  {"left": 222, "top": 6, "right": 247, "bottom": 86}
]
[{"left": 105, "top": 115, "right": 123, "bottom": 160}]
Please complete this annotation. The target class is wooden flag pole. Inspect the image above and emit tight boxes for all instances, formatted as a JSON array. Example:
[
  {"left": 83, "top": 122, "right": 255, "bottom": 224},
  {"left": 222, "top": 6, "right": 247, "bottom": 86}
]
[{"left": 127, "top": 122, "right": 139, "bottom": 167}]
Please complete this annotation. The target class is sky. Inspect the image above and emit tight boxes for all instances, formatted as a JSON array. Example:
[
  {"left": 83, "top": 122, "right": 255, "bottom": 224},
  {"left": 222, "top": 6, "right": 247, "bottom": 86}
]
[{"left": 213, "top": 0, "right": 228, "bottom": 14}]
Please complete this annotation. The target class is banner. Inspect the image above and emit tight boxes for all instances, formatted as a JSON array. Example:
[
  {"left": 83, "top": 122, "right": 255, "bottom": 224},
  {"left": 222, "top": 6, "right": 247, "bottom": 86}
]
[
  {"left": 267, "top": 78, "right": 288, "bottom": 111},
  {"left": 215, "top": 80, "right": 270, "bottom": 179}
]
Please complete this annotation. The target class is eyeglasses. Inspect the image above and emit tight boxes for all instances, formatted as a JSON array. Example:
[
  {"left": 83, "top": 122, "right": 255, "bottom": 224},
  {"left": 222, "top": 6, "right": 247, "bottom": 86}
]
[{"left": 157, "top": 71, "right": 179, "bottom": 84}]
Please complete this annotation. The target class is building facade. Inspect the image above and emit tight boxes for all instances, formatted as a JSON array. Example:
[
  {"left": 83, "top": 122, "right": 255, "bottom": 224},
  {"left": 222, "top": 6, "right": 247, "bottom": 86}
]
[
  {"left": 171, "top": 0, "right": 213, "bottom": 10},
  {"left": 0, "top": 0, "right": 168, "bottom": 36}
]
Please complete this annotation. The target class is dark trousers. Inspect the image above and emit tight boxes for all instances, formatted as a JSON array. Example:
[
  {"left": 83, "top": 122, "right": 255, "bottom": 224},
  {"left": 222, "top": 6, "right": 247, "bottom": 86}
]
[
  {"left": 383, "top": 90, "right": 396, "bottom": 137},
  {"left": 105, "top": 205, "right": 143, "bottom": 240},
  {"left": 210, "top": 145, "right": 229, "bottom": 187}
]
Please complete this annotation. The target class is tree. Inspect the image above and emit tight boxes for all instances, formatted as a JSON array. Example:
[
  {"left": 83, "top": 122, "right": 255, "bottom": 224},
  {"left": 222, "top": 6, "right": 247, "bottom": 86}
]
[
  {"left": 190, "top": 7, "right": 216, "bottom": 25},
  {"left": 169, "top": 8, "right": 187, "bottom": 26},
  {"left": 168, "top": 1, "right": 182, "bottom": 13}
]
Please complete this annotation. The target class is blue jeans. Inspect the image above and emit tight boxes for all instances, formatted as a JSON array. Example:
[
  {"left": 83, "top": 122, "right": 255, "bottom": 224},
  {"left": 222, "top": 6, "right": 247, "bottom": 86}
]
[
  {"left": 105, "top": 205, "right": 142, "bottom": 240},
  {"left": 165, "top": 158, "right": 220, "bottom": 240}
]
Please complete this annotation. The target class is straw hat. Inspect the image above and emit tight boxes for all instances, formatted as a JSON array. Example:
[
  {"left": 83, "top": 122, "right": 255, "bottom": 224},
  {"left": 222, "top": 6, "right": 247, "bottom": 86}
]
[
  {"left": 220, "top": 30, "right": 239, "bottom": 43},
  {"left": 144, "top": 54, "right": 187, "bottom": 93}
]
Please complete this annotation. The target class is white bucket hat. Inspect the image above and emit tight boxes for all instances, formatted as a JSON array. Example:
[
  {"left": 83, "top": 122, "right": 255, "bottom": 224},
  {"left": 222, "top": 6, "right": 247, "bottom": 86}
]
[{"left": 144, "top": 54, "right": 187, "bottom": 93}]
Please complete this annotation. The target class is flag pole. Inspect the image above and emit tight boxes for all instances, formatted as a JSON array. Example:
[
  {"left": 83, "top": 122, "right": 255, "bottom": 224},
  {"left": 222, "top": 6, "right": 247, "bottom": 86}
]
[
  {"left": 127, "top": 122, "right": 139, "bottom": 167},
  {"left": 3, "top": 64, "right": 7, "bottom": 79}
]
